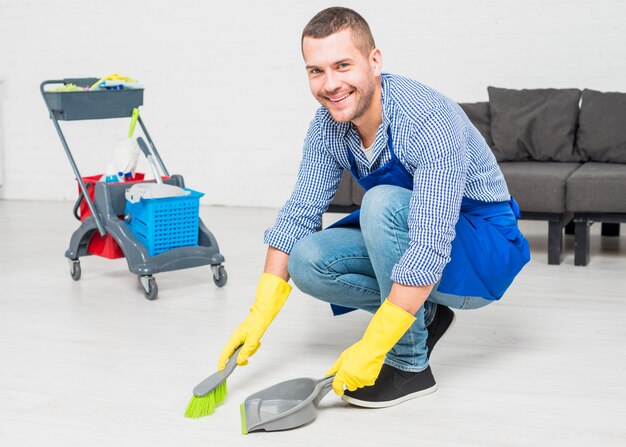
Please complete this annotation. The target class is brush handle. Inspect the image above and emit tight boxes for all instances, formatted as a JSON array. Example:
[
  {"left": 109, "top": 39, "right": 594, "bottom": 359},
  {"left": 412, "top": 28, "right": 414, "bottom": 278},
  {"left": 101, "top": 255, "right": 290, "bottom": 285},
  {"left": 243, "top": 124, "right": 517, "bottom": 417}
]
[{"left": 192, "top": 346, "right": 242, "bottom": 397}]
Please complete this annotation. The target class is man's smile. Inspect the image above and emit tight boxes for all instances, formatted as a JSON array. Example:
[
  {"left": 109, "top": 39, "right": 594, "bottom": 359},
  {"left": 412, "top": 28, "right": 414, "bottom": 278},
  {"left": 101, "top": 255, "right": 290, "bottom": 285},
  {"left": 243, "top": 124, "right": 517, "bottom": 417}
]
[{"left": 325, "top": 91, "right": 353, "bottom": 104}]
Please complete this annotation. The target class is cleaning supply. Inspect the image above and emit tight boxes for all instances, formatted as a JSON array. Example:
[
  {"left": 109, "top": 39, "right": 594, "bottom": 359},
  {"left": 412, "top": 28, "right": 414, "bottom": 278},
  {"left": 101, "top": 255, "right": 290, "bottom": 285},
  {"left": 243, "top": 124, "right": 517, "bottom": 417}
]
[
  {"left": 112, "top": 108, "right": 141, "bottom": 181},
  {"left": 136, "top": 137, "right": 163, "bottom": 183},
  {"left": 99, "top": 162, "right": 121, "bottom": 183},
  {"left": 112, "top": 138, "right": 139, "bottom": 181},
  {"left": 89, "top": 74, "right": 141, "bottom": 91},
  {"left": 325, "top": 299, "right": 416, "bottom": 396},
  {"left": 124, "top": 182, "right": 190, "bottom": 203},
  {"left": 100, "top": 80, "right": 144, "bottom": 90},
  {"left": 218, "top": 273, "right": 292, "bottom": 369},
  {"left": 240, "top": 374, "right": 335, "bottom": 434},
  {"left": 48, "top": 83, "right": 85, "bottom": 92},
  {"left": 184, "top": 346, "right": 242, "bottom": 418}
]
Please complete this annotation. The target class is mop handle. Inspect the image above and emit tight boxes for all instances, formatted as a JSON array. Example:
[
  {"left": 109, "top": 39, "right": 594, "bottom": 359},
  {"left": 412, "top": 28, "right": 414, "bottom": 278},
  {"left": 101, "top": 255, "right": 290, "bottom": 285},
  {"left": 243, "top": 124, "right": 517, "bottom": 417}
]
[{"left": 136, "top": 137, "right": 163, "bottom": 184}]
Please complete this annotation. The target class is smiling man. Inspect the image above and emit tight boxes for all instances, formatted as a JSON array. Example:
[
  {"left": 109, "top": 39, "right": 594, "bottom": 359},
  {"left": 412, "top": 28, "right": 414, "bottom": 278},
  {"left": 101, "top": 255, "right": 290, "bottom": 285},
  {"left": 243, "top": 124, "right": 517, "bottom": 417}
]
[
  {"left": 305, "top": 28, "right": 380, "bottom": 140},
  {"left": 218, "top": 7, "right": 530, "bottom": 408}
]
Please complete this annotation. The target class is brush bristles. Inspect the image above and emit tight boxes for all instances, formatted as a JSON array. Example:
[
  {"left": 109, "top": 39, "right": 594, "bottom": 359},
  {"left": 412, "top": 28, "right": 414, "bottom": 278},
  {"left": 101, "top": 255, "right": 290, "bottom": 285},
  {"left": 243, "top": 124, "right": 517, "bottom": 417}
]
[{"left": 184, "top": 381, "right": 228, "bottom": 418}]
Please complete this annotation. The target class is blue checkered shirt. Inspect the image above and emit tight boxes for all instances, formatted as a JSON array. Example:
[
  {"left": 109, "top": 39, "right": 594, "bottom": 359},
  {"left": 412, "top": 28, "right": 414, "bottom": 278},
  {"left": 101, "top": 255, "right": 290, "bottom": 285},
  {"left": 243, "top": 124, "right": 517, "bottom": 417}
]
[{"left": 264, "top": 73, "right": 510, "bottom": 287}]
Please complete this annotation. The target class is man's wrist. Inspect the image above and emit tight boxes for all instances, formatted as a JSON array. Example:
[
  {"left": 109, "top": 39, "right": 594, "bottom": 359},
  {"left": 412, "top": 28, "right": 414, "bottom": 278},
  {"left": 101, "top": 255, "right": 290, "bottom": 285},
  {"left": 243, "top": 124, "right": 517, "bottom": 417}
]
[
  {"left": 387, "top": 282, "right": 434, "bottom": 315},
  {"left": 263, "top": 246, "right": 291, "bottom": 282}
]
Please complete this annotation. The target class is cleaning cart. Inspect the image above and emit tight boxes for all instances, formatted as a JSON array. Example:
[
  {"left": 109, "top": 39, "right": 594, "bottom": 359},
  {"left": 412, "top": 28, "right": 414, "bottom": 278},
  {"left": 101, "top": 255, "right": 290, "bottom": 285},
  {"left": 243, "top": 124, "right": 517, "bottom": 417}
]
[{"left": 40, "top": 77, "right": 227, "bottom": 300}]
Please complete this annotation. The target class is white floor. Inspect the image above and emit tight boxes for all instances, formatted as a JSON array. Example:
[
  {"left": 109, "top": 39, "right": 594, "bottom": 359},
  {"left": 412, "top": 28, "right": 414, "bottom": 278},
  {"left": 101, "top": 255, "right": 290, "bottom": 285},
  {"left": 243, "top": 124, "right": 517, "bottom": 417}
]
[{"left": 1, "top": 200, "right": 625, "bottom": 447}]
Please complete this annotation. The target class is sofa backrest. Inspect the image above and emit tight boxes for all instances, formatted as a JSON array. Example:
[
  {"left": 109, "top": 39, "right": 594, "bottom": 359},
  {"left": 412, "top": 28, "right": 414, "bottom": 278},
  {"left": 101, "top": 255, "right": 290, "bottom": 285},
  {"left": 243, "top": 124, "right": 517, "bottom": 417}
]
[
  {"left": 575, "top": 89, "right": 626, "bottom": 164},
  {"left": 458, "top": 102, "right": 494, "bottom": 149},
  {"left": 461, "top": 87, "right": 626, "bottom": 165}
]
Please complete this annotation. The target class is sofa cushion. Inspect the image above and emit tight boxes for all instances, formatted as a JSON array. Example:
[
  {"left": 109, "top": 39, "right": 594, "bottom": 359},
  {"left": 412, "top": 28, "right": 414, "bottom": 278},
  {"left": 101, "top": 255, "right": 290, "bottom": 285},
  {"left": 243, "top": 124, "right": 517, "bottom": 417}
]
[
  {"left": 499, "top": 161, "right": 581, "bottom": 213},
  {"left": 488, "top": 87, "right": 583, "bottom": 162},
  {"left": 566, "top": 162, "right": 626, "bottom": 213},
  {"left": 459, "top": 102, "right": 494, "bottom": 148},
  {"left": 330, "top": 170, "right": 355, "bottom": 206},
  {"left": 575, "top": 89, "right": 626, "bottom": 164}
]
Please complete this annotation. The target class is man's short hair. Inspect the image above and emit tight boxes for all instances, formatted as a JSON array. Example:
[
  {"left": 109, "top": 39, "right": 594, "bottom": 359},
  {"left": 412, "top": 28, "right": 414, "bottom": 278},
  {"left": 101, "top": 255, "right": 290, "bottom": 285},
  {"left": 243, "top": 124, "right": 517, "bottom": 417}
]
[{"left": 301, "top": 7, "right": 376, "bottom": 57}]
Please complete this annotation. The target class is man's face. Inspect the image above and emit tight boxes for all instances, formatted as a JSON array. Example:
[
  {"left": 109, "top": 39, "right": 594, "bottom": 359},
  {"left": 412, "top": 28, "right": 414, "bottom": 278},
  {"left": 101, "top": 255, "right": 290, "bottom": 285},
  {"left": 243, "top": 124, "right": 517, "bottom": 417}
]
[{"left": 303, "top": 29, "right": 381, "bottom": 124}]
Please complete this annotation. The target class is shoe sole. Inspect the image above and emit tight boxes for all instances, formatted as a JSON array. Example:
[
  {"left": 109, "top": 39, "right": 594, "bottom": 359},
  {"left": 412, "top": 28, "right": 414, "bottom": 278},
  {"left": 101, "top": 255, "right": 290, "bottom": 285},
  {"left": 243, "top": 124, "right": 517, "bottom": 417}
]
[{"left": 341, "top": 382, "right": 438, "bottom": 409}]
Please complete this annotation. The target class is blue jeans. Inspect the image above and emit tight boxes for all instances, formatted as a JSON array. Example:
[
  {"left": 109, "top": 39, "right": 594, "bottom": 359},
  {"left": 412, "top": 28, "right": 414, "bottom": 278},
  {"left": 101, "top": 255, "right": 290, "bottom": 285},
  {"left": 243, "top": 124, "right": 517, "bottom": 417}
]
[{"left": 288, "top": 185, "right": 492, "bottom": 372}]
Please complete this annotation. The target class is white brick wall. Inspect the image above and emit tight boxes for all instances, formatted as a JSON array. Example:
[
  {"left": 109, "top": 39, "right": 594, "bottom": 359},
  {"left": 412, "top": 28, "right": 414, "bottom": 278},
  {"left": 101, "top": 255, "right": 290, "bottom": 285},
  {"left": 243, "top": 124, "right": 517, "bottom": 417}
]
[{"left": 1, "top": 0, "right": 625, "bottom": 206}]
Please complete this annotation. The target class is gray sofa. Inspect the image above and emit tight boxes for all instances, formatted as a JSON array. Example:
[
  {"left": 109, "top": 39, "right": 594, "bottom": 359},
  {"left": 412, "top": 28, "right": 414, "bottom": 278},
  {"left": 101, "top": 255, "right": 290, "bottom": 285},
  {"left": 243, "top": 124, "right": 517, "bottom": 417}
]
[{"left": 327, "top": 87, "right": 626, "bottom": 266}]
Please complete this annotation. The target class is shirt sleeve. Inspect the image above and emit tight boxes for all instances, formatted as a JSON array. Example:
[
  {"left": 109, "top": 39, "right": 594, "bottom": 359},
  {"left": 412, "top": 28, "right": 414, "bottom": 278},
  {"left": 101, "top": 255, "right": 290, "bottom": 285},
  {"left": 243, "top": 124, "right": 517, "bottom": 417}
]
[
  {"left": 263, "top": 118, "right": 344, "bottom": 254},
  {"left": 391, "top": 107, "right": 468, "bottom": 286}
]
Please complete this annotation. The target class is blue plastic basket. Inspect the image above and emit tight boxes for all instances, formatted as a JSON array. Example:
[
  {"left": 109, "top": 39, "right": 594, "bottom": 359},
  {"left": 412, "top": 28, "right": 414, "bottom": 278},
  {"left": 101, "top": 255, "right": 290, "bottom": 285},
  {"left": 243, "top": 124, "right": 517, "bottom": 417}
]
[{"left": 125, "top": 188, "right": 204, "bottom": 256}]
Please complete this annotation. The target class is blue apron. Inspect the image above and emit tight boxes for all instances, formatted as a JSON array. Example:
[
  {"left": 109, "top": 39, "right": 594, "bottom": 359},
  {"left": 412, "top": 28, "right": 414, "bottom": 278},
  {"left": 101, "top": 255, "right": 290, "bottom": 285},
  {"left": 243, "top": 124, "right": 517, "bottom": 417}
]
[{"left": 327, "top": 129, "right": 530, "bottom": 315}]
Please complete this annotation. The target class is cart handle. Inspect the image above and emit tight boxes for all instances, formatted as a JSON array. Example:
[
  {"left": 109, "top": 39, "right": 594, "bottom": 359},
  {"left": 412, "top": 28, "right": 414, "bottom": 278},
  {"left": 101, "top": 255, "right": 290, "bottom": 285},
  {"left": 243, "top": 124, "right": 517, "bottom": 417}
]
[{"left": 40, "top": 78, "right": 107, "bottom": 237}]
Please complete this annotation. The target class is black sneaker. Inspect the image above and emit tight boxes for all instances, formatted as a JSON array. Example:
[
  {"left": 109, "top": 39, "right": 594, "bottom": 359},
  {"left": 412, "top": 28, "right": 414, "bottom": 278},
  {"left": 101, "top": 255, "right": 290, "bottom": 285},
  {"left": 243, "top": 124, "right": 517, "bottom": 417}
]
[
  {"left": 426, "top": 304, "right": 455, "bottom": 359},
  {"left": 341, "top": 364, "right": 437, "bottom": 408}
]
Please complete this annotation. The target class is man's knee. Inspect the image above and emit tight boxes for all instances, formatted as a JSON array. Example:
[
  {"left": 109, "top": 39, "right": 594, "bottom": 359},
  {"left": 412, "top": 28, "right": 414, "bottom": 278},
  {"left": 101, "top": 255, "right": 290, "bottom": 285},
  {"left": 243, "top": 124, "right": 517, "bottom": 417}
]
[{"left": 360, "top": 185, "right": 410, "bottom": 230}]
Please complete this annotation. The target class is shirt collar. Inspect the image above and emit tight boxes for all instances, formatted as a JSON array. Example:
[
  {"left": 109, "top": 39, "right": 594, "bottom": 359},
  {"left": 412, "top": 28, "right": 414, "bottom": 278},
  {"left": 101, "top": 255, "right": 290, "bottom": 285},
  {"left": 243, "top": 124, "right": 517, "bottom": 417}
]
[{"left": 350, "top": 75, "right": 392, "bottom": 164}]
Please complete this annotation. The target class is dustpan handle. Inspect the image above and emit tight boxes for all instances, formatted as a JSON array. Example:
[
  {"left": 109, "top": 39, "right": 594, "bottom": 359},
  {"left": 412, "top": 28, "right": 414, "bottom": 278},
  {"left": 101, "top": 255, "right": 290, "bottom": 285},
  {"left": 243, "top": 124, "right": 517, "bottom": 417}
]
[{"left": 314, "top": 375, "right": 335, "bottom": 405}]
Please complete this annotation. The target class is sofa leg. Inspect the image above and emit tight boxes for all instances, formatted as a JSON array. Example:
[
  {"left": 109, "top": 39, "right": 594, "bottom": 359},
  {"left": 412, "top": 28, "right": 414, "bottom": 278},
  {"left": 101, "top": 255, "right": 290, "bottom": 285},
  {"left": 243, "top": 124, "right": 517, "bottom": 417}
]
[
  {"left": 575, "top": 220, "right": 591, "bottom": 266},
  {"left": 548, "top": 221, "right": 563, "bottom": 265},
  {"left": 564, "top": 219, "right": 575, "bottom": 235},
  {"left": 601, "top": 222, "right": 620, "bottom": 237}
]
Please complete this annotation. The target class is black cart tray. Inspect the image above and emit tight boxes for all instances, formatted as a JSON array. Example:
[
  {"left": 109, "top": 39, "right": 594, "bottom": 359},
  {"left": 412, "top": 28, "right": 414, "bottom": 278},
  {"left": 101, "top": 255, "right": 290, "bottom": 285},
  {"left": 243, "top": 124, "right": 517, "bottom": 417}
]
[{"left": 43, "top": 77, "right": 143, "bottom": 121}]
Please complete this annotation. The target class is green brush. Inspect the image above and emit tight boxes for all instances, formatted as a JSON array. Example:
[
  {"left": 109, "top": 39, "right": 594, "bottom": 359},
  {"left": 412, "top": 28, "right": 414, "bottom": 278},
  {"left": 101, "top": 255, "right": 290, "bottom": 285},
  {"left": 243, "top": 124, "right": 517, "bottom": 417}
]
[
  {"left": 184, "top": 346, "right": 242, "bottom": 418},
  {"left": 240, "top": 402, "right": 248, "bottom": 435}
]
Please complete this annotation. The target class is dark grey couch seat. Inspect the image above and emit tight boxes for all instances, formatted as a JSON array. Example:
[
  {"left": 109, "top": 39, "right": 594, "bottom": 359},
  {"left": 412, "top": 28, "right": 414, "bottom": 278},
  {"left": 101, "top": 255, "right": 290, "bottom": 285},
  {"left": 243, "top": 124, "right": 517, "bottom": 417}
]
[
  {"left": 499, "top": 162, "right": 581, "bottom": 213},
  {"left": 566, "top": 162, "right": 626, "bottom": 212}
]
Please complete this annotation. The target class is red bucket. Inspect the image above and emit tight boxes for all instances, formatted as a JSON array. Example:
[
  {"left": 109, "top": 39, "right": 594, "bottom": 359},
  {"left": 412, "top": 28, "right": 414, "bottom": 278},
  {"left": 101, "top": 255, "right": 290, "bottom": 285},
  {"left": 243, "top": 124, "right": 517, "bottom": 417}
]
[{"left": 76, "top": 173, "right": 147, "bottom": 259}]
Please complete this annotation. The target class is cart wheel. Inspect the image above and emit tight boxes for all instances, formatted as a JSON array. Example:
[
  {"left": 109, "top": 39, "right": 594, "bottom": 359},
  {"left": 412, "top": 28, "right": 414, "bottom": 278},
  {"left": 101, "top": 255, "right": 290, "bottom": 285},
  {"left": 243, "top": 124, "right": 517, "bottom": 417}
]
[
  {"left": 213, "top": 265, "right": 227, "bottom": 287},
  {"left": 69, "top": 260, "right": 81, "bottom": 281},
  {"left": 140, "top": 276, "right": 158, "bottom": 300}
]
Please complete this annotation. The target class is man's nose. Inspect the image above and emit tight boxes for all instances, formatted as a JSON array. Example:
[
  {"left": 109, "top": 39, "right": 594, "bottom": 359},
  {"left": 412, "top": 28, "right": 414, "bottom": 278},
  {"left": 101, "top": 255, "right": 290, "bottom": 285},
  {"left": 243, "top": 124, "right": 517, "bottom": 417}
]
[{"left": 323, "top": 71, "right": 341, "bottom": 92}]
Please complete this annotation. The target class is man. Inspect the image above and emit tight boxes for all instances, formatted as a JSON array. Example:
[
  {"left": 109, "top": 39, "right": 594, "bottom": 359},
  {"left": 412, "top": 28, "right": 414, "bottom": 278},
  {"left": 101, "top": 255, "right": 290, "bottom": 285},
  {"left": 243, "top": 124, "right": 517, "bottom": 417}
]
[{"left": 218, "top": 7, "right": 530, "bottom": 408}]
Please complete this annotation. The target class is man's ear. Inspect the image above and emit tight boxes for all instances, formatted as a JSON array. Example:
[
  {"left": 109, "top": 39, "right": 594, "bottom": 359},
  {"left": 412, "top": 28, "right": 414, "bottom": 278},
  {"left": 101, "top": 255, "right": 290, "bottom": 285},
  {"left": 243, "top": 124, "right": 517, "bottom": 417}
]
[{"left": 370, "top": 48, "right": 383, "bottom": 76}]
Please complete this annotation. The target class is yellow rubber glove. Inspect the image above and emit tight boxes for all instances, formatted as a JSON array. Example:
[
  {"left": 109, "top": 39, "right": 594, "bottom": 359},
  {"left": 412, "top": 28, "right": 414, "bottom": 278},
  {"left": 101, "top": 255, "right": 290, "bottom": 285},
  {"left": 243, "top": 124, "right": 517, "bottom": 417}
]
[
  {"left": 326, "top": 299, "right": 416, "bottom": 396},
  {"left": 218, "top": 273, "right": 292, "bottom": 370}
]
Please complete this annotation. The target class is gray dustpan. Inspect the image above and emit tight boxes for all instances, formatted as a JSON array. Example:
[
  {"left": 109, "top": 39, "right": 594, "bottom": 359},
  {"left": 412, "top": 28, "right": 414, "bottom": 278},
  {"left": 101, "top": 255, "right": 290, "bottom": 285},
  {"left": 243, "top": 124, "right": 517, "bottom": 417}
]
[{"left": 240, "top": 375, "right": 334, "bottom": 434}]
